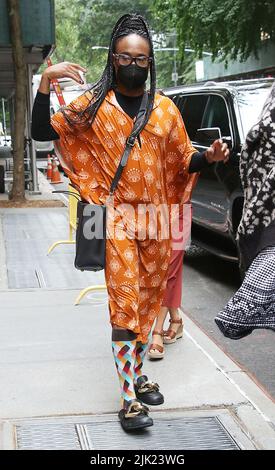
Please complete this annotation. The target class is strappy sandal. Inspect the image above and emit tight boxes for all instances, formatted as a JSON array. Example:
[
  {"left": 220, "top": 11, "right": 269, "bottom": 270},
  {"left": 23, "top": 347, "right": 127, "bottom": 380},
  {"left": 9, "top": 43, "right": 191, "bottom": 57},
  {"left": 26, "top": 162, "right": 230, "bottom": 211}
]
[
  {"left": 118, "top": 400, "right": 153, "bottom": 431},
  {"left": 163, "top": 318, "right": 183, "bottom": 344},
  {"left": 147, "top": 330, "right": 164, "bottom": 360}
]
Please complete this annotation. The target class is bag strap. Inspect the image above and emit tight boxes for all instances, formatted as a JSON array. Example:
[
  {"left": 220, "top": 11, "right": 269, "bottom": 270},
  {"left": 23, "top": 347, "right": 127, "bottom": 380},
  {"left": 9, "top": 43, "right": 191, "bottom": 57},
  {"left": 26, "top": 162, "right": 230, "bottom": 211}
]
[{"left": 110, "top": 91, "right": 148, "bottom": 196}]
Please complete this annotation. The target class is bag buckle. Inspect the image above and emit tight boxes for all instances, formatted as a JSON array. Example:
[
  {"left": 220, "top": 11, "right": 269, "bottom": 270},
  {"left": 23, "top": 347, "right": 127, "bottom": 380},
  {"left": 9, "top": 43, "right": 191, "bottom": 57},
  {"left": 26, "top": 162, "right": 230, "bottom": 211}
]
[{"left": 126, "top": 136, "right": 136, "bottom": 147}]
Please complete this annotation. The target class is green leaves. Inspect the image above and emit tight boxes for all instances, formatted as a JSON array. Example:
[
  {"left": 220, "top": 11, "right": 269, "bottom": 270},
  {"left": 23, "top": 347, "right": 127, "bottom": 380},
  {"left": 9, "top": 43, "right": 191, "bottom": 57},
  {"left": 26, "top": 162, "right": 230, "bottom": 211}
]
[
  {"left": 49, "top": 0, "right": 196, "bottom": 87},
  {"left": 43, "top": 0, "right": 275, "bottom": 88},
  {"left": 152, "top": 0, "right": 275, "bottom": 62}
]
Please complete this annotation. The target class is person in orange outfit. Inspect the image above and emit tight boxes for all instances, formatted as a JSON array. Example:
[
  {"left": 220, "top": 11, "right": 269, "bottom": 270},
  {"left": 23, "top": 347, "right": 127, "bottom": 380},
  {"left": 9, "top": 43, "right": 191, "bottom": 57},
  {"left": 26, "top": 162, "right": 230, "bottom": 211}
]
[{"left": 31, "top": 14, "right": 229, "bottom": 431}]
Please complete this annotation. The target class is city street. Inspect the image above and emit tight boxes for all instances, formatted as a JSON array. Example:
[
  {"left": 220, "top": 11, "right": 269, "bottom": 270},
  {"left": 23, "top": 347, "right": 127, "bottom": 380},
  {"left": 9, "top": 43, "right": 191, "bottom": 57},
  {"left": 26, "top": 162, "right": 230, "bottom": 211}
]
[
  {"left": 1, "top": 0, "right": 275, "bottom": 456},
  {"left": 20, "top": 167, "right": 275, "bottom": 402},
  {"left": 1, "top": 182, "right": 275, "bottom": 449},
  {"left": 3, "top": 162, "right": 275, "bottom": 406}
]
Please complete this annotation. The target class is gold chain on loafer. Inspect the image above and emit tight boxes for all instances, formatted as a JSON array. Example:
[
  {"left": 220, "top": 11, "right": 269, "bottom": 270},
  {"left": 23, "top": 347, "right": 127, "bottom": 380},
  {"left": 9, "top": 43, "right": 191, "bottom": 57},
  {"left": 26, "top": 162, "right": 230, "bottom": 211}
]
[
  {"left": 124, "top": 401, "right": 150, "bottom": 418},
  {"left": 136, "top": 381, "right": 160, "bottom": 394}
]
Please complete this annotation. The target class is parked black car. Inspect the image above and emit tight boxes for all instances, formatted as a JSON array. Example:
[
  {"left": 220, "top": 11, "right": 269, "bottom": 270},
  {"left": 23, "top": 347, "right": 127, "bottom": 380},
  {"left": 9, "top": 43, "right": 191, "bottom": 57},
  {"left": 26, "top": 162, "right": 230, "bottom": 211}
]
[{"left": 164, "top": 78, "right": 274, "bottom": 267}]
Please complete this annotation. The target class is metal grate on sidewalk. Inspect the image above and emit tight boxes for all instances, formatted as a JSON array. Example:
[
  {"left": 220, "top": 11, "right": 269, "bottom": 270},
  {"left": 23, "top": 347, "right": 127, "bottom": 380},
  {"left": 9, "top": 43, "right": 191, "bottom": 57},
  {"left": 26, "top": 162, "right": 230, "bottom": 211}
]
[
  {"left": 15, "top": 415, "right": 239, "bottom": 450},
  {"left": 3, "top": 211, "right": 104, "bottom": 289}
]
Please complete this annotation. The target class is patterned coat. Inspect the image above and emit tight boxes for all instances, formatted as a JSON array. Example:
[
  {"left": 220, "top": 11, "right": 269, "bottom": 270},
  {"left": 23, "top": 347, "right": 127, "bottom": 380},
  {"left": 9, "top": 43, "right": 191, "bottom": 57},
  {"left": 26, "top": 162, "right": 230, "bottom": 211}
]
[
  {"left": 51, "top": 90, "right": 198, "bottom": 342},
  {"left": 51, "top": 90, "right": 198, "bottom": 208}
]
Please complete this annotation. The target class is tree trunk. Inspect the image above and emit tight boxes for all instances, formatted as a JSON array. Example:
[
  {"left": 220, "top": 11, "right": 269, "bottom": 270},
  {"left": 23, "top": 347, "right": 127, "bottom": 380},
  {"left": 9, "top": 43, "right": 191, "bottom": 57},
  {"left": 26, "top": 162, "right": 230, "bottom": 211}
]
[{"left": 8, "top": 0, "right": 26, "bottom": 201}]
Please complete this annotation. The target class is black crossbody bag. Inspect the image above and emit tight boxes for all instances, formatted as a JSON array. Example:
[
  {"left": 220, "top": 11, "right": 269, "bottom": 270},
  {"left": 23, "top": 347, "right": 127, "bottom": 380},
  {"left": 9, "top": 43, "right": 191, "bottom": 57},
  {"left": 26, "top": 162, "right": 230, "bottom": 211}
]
[{"left": 55, "top": 92, "right": 148, "bottom": 272}]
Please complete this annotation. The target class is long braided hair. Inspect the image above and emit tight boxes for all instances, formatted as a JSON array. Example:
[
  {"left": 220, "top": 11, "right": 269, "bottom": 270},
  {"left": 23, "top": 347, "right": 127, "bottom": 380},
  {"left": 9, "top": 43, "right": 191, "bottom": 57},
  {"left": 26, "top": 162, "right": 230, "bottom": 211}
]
[{"left": 62, "top": 14, "right": 156, "bottom": 136}]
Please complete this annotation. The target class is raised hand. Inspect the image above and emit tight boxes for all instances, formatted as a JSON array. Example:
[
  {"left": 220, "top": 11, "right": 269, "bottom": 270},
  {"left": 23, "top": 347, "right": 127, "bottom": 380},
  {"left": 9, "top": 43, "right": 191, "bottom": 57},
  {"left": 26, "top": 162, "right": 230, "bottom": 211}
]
[
  {"left": 44, "top": 61, "right": 87, "bottom": 84},
  {"left": 205, "top": 139, "right": 230, "bottom": 163},
  {"left": 39, "top": 62, "right": 87, "bottom": 94}
]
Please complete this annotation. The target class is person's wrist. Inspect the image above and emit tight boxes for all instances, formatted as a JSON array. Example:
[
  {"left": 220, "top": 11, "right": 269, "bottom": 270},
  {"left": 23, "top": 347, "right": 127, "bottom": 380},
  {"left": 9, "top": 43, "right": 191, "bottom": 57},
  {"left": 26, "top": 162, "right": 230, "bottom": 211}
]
[
  {"left": 42, "top": 70, "right": 51, "bottom": 82},
  {"left": 39, "top": 71, "right": 51, "bottom": 94},
  {"left": 204, "top": 149, "right": 213, "bottom": 164}
]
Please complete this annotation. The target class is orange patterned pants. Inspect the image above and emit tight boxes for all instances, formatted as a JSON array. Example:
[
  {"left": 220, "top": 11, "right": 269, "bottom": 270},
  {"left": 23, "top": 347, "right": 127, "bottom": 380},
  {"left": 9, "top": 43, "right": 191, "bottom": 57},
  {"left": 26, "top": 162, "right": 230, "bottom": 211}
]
[{"left": 105, "top": 231, "right": 171, "bottom": 344}]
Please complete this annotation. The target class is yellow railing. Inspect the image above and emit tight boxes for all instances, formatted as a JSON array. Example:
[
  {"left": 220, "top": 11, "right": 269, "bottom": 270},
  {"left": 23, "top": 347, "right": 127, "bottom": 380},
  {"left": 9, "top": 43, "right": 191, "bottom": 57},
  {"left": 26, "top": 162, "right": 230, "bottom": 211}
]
[
  {"left": 47, "top": 184, "right": 78, "bottom": 255},
  {"left": 74, "top": 284, "right": 107, "bottom": 306},
  {"left": 47, "top": 182, "right": 107, "bottom": 304}
]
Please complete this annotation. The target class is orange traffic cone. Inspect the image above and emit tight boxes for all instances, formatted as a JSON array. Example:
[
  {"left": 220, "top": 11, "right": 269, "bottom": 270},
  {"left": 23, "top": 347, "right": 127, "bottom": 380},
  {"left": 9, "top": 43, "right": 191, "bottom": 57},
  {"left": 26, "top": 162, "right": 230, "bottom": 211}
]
[
  {"left": 46, "top": 154, "right": 52, "bottom": 180},
  {"left": 51, "top": 158, "right": 62, "bottom": 184}
]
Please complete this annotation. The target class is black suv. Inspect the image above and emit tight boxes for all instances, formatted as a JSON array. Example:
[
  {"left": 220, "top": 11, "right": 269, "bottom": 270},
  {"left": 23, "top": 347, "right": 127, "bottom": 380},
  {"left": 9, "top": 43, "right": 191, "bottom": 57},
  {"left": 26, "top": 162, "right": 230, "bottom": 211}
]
[{"left": 164, "top": 78, "right": 274, "bottom": 265}]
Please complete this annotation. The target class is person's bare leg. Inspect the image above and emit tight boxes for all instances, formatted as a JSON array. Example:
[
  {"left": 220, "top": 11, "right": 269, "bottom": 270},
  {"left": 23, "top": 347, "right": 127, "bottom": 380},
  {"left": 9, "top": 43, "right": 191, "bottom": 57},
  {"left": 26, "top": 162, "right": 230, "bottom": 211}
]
[
  {"left": 163, "top": 307, "right": 183, "bottom": 342},
  {"left": 169, "top": 307, "right": 181, "bottom": 321},
  {"left": 148, "top": 306, "right": 168, "bottom": 353}
]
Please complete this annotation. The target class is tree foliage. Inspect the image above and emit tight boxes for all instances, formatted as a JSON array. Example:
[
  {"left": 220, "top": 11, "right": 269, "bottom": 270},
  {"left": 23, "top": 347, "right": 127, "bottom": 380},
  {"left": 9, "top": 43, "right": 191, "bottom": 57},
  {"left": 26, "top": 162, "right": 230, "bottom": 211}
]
[
  {"left": 49, "top": 0, "right": 195, "bottom": 88},
  {"left": 151, "top": 0, "right": 275, "bottom": 61},
  {"left": 53, "top": 1, "right": 81, "bottom": 63},
  {"left": 75, "top": 0, "right": 151, "bottom": 83}
]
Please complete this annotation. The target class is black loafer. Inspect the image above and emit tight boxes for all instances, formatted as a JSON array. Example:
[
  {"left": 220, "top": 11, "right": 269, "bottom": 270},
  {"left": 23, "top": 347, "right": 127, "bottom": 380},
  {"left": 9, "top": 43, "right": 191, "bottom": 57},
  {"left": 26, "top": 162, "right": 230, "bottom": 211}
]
[
  {"left": 134, "top": 375, "right": 164, "bottom": 406},
  {"left": 215, "top": 318, "right": 253, "bottom": 340},
  {"left": 118, "top": 401, "right": 153, "bottom": 432}
]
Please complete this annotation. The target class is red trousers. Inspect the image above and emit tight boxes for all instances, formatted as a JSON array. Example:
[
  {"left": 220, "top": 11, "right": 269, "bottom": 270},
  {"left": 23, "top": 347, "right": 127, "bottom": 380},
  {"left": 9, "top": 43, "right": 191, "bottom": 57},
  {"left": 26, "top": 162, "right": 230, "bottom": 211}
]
[
  {"left": 162, "top": 248, "right": 185, "bottom": 308},
  {"left": 162, "top": 204, "right": 192, "bottom": 309}
]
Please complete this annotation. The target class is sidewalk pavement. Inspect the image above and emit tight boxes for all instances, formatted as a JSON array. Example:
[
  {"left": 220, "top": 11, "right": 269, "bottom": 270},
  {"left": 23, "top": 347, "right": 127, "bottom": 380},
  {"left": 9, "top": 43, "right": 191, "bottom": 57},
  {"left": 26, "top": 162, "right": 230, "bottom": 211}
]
[{"left": 0, "top": 172, "right": 275, "bottom": 450}]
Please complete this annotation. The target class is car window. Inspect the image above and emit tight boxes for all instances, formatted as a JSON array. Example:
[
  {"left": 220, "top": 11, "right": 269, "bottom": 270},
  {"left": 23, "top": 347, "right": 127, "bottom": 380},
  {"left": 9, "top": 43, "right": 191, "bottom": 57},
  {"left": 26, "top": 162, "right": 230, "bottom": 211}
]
[
  {"left": 174, "top": 94, "right": 209, "bottom": 140},
  {"left": 201, "top": 95, "right": 231, "bottom": 137},
  {"left": 172, "top": 95, "right": 187, "bottom": 115},
  {"left": 237, "top": 85, "right": 272, "bottom": 136}
]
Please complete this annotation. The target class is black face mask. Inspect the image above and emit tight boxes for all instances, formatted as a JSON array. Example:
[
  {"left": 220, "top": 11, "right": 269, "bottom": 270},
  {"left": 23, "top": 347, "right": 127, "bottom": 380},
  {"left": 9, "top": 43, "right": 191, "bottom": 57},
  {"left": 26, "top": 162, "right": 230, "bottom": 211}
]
[{"left": 116, "top": 64, "right": 148, "bottom": 90}]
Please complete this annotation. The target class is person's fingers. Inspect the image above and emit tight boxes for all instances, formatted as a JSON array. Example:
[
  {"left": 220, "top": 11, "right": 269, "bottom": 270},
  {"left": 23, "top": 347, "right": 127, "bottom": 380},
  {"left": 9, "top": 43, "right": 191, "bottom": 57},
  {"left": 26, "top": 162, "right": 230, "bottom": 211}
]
[
  {"left": 211, "top": 139, "right": 222, "bottom": 152},
  {"left": 64, "top": 71, "right": 83, "bottom": 83},
  {"left": 67, "top": 71, "right": 82, "bottom": 82},
  {"left": 66, "top": 66, "right": 84, "bottom": 82},
  {"left": 221, "top": 143, "right": 228, "bottom": 153},
  {"left": 69, "top": 62, "right": 87, "bottom": 72},
  {"left": 46, "top": 63, "right": 83, "bottom": 82},
  {"left": 68, "top": 65, "right": 85, "bottom": 83},
  {"left": 206, "top": 147, "right": 214, "bottom": 158},
  {"left": 222, "top": 149, "right": 230, "bottom": 163},
  {"left": 214, "top": 138, "right": 222, "bottom": 146}
]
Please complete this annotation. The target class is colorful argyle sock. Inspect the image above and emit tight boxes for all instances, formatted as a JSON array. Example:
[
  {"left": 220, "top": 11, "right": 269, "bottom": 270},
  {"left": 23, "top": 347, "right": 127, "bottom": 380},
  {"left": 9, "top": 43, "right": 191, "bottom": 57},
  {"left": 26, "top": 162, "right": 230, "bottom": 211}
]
[
  {"left": 134, "top": 341, "right": 149, "bottom": 382},
  {"left": 112, "top": 340, "right": 137, "bottom": 409}
]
